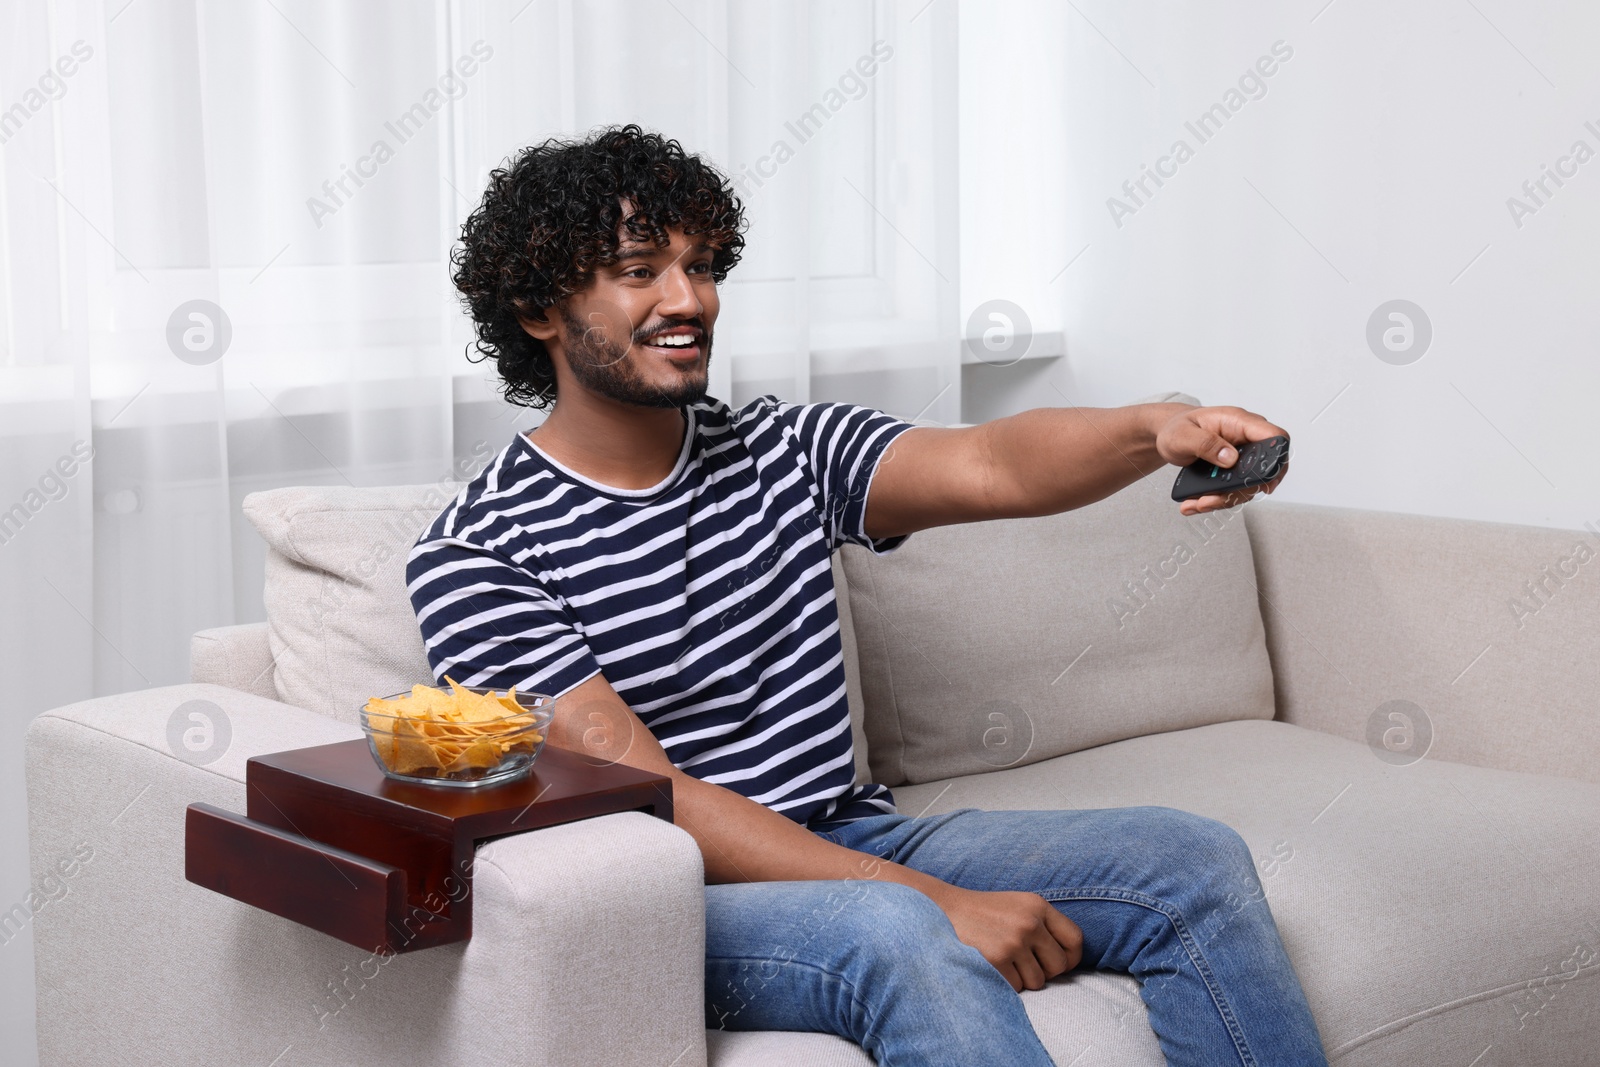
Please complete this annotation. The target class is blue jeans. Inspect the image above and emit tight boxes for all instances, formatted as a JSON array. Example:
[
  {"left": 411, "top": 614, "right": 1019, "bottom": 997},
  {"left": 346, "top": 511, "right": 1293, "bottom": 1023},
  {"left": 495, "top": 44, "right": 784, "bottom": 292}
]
[{"left": 704, "top": 806, "right": 1328, "bottom": 1067}]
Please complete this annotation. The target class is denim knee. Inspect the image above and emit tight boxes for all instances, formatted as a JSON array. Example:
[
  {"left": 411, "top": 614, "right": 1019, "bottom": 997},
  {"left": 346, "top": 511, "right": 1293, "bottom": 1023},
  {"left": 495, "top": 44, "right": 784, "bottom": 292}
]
[
  {"left": 830, "top": 880, "right": 957, "bottom": 957},
  {"left": 1162, "top": 807, "right": 1252, "bottom": 863},
  {"left": 1123, "top": 806, "right": 1261, "bottom": 900},
  {"left": 832, "top": 883, "right": 1021, "bottom": 1037},
  {"left": 822, "top": 881, "right": 1008, "bottom": 992}
]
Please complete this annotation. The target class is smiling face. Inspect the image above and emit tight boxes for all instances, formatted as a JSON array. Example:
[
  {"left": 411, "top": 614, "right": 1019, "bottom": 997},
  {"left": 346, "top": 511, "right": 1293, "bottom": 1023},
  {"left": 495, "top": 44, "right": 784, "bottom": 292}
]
[{"left": 539, "top": 219, "right": 720, "bottom": 410}]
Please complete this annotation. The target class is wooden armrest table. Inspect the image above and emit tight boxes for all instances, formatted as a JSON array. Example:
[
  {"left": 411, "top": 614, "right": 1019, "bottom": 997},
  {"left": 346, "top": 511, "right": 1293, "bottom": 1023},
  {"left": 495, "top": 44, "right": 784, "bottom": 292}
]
[{"left": 185, "top": 739, "right": 673, "bottom": 954}]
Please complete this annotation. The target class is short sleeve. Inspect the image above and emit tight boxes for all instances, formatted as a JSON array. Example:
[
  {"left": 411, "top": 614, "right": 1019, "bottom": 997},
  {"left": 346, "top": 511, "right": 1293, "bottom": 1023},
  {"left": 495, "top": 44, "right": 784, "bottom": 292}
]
[
  {"left": 765, "top": 397, "right": 919, "bottom": 555},
  {"left": 405, "top": 535, "right": 602, "bottom": 699}
]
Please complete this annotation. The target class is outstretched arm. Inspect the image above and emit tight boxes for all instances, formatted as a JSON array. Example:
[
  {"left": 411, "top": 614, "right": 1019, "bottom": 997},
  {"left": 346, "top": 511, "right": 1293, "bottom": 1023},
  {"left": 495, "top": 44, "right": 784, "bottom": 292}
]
[{"left": 863, "top": 401, "right": 1290, "bottom": 539}]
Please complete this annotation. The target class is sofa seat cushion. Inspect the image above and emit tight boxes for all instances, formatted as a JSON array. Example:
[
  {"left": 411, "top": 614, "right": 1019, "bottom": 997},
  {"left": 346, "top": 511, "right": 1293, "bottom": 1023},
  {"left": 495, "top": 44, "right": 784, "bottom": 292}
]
[
  {"left": 838, "top": 463, "right": 1275, "bottom": 787},
  {"left": 708, "top": 968, "right": 1161, "bottom": 1066},
  {"left": 842, "top": 720, "right": 1592, "bottom": 1067}
]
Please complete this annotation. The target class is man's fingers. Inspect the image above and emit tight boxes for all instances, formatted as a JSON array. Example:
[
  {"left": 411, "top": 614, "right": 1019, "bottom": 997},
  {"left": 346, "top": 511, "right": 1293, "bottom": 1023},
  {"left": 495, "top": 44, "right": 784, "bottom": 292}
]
[
  {"left": 1013, "top": 951, "right": 1047, "bottom": 991},
  {"left": 1204, "top": 406, "right": 1287, "bottom": 446},
  {"left": 1180, "top": 482, "right": 1266, "bottom": 515},
  {"left": 1042, "top": 907, "right": 1084, "bottom": 971},
  {"left": 1029, "top": 931, "right": 1074, "bottom": 979},
  {"left": 1179, "top": 492, "right": 1229, "bottom": 516},
  {"left": 1172, "top": 423, "right": 1240, "bottom": 468},
  {"left": 997, "top": 960, "right": 1024, "bottom": 993},
  {"left": 1203, "top": 431, "right": 1240, "bottom": 467},
  {"left": 1167, "top": 406, "right": 1289, "bottom": 469}
]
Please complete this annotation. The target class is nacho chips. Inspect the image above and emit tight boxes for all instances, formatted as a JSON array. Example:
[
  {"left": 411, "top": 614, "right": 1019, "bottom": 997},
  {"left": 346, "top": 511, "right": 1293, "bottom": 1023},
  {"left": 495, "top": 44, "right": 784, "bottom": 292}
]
[{"left": 363, "top": 677, "right": 546, "bottom": 781}]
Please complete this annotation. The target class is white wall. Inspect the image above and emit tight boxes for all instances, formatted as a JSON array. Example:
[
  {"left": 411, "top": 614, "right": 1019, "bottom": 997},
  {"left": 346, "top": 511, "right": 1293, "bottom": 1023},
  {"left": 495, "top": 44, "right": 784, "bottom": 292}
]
[{"left": 961, "top": 0, "right": 1600, "bottom": 531}]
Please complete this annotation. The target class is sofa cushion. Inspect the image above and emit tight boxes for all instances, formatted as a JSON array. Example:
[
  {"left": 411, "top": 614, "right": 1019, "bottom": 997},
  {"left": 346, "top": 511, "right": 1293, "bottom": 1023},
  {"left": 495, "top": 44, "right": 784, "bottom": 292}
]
[
  {"left": 880, "top": 721, "right": 1600, "bottom": 1067},
  {"left": 243, "top": 483, "right": 463, "bottom": 724},
  {"left": 839, "top": 461, "right": 1275, "bottom": 787},
  {"left": 1245, "top": 499, "right": 1600, "bottom": 786},
  {"left": 708, "top": 969, "right": 1160, "bottom": 1066},
  {"left": 189, "top": 622, "right": 281, "bottom": 700}
]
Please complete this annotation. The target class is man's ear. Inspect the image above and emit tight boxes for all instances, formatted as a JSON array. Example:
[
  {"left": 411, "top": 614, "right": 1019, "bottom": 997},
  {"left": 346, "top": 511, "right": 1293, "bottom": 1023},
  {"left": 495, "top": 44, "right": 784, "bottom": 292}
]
[{"left": 516, "top": 306, "right": 560, "bottom": 343}]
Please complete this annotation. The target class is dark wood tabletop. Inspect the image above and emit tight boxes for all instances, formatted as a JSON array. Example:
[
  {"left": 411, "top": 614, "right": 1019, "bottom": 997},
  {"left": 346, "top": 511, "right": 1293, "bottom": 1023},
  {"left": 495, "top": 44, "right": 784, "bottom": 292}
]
[{"left": 186, "top": 740, "right": 673, "bottom": 953}]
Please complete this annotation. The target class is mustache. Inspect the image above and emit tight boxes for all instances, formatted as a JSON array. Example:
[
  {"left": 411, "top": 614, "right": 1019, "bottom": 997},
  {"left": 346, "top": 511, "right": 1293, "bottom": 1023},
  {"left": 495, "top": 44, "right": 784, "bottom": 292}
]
[{"left": 636, "top": 319, "right": 707, "bottom": 343}]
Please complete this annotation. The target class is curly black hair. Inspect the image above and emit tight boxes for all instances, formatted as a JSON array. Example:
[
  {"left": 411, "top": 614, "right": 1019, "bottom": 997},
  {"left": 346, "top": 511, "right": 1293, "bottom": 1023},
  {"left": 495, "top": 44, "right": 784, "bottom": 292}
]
[{"left": 451, "top": 124, "right": 747, "bottom": 410}]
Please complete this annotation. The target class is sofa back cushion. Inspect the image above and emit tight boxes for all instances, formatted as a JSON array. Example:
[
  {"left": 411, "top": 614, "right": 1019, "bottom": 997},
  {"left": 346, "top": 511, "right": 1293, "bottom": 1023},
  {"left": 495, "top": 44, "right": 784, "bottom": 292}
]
[
  {"left": 243, "top": 483, "right": 458, "bottom": 724},
  {"left": 837, "top": 465, "right": 1276, "bottom": 786}
]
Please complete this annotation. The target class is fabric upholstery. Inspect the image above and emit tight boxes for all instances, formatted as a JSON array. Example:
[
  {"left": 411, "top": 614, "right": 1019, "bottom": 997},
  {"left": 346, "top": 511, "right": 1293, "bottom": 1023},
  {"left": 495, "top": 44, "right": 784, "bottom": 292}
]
[
  {"left": 25, "top": 684, "right": 708, "bottom": 1067},
  {"left": 244, "top": 484, "right": 460, "bottom": 724},
  {"left": 708, "top": 969, "right": 1161, "bottom": 1067},
  {"left": 838, "top": 466, "right": 1274, "bottom": 787},
  {"left": 886, "top": 719, "right": 1600, "bottom": 1067},
  {"left": 190, "top": 621, "right": 278, "bottom": 699},
  {"left": 1245, "top": 499, "right": 1600, "bottom": 785}
]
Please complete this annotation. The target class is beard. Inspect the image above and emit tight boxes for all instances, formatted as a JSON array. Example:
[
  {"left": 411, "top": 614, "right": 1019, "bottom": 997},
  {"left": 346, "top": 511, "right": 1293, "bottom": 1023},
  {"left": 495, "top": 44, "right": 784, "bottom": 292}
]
[{"left": 557, "top": 305, "right": 712, "bottom": 409}]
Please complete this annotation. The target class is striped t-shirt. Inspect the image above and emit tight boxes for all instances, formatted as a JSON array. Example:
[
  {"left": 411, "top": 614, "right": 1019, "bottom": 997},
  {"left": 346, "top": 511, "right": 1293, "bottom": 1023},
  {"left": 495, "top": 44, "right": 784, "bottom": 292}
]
[{"left": 405, "top": 394, "right": 919, "bottom": 829}]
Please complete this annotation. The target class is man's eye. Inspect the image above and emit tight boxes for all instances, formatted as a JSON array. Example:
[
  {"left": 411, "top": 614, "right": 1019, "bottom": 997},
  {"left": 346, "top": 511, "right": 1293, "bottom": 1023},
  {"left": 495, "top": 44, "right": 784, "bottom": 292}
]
[{"left": 624, "top": 267, "right": 651, "bottom": 279}]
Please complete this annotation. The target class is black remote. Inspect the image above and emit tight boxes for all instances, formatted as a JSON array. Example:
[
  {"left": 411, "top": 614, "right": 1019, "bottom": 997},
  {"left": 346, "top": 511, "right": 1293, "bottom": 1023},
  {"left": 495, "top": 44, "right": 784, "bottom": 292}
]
[{"left": 1171, "top": 435, "right": 1290, "bottom": 502}]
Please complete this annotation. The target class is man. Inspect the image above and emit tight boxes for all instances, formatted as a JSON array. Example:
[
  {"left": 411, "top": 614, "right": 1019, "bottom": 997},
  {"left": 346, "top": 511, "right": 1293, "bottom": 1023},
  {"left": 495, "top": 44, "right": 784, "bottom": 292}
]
[{"left": 409, "top": 124, "right": 1327, "bottom": 1066}]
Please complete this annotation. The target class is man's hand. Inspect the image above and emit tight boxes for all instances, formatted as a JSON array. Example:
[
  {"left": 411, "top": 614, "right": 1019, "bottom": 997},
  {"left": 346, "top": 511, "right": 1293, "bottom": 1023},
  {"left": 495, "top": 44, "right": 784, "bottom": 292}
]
[
  {"left": 1154, "top": 404, "right": 1290, "bottom": 517},
  {"left": 926, "top": 883, "right": 1083, "bottom": 992}
]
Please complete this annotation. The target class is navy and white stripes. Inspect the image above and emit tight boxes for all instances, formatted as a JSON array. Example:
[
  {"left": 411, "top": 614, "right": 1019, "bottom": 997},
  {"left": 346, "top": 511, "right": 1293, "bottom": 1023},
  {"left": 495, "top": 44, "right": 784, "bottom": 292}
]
[{"left": 406, "top": 394, "right": 916, "bottom": 828}]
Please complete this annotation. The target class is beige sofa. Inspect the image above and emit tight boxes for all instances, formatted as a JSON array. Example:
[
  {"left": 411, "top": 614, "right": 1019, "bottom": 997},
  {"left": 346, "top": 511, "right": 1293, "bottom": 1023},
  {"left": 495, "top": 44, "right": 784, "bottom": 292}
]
[{"left": 26, "top": 393, "right": 1600, "bottom": 1066}]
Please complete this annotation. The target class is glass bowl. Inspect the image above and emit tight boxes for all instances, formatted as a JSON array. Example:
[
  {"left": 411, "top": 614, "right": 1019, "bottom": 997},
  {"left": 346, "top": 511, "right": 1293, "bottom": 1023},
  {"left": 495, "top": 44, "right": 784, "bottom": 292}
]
[{"left": 360, "top": 686, "right": 554, "bottom": 787}]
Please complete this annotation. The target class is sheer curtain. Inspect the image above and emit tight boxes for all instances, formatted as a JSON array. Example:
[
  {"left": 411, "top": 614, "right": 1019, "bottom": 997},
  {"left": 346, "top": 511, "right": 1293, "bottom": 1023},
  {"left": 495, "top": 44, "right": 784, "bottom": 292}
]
[{"left": 0, "top": 0, "right": 959, "bottom": 1051}]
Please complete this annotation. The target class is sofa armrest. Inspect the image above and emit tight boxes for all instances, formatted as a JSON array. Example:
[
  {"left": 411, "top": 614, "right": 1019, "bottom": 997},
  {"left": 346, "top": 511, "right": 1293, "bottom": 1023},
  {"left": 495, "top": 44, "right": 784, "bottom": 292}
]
[
  {"left": 1244, "top": 500, "right": 1600, "bottom": 784},
  {"left": 190, "top": 621, "right": 279, "bottom": 699},
  {"left": 26, "top": 684, "right": 707, "bottom": 1067}
]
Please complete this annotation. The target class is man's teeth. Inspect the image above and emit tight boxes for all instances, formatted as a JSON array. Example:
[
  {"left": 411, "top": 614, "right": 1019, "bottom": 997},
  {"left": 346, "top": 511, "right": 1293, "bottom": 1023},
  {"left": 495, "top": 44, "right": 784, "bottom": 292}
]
[{"left": 651, "top": 335, "right": 697, "bottom": 348}]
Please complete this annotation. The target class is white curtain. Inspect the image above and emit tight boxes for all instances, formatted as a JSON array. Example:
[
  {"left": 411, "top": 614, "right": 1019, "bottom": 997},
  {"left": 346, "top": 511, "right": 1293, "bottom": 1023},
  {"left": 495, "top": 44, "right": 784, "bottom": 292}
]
[
  {"left": 0, "top": 0, "right": 961, "bottom": 1048},
  {"left": 0, "top": 0, "right": 960, "bottom": 695}
]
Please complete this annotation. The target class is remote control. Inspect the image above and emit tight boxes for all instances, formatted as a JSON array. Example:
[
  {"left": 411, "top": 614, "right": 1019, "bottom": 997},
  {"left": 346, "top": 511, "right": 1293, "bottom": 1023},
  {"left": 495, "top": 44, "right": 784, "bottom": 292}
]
[{"left": 1171, "top": 435, "right": 1290, "bottom": 502}]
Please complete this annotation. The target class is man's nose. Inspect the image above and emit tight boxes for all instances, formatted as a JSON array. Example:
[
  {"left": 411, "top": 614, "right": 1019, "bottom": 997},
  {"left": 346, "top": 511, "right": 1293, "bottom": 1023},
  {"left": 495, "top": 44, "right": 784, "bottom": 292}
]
[{"left": 654, "top": 263, "right": 702, "bottom": 318}]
